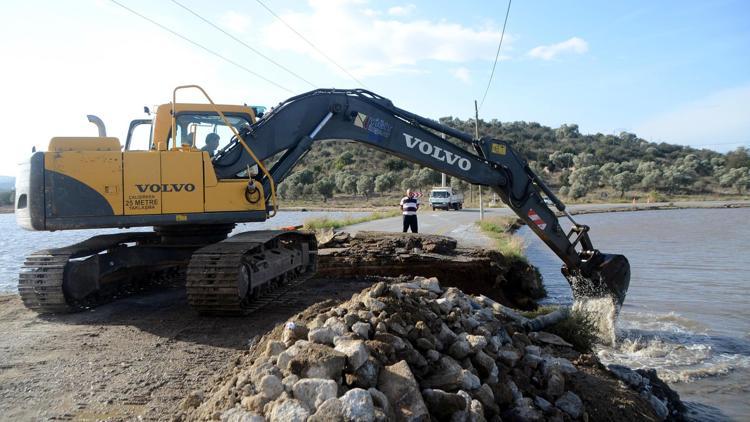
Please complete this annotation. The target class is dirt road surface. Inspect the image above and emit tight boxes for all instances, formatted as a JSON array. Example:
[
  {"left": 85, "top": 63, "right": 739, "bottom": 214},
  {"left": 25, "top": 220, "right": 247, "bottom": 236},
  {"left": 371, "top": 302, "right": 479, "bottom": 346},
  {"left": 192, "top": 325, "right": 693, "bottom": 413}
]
[{"left": 0, "top": 279, "right": 374, "bottom": 421}]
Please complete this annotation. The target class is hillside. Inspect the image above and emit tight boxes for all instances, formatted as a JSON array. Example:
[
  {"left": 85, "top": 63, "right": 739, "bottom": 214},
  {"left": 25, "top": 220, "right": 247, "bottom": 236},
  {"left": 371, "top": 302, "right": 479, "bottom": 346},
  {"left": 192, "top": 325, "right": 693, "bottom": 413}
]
[{"left": 279, "top": 118, "right": 750, "bottom": 202}]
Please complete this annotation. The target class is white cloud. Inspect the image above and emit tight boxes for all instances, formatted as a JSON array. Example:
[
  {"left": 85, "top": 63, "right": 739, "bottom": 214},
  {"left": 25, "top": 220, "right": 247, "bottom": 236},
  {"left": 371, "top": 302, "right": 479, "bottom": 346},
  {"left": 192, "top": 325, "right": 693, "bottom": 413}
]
[
  {"left": 221, "top": 11, "right": 251, "bottom": 33},
  {"left": 260, "top": 0, "right": 511, "bottom": 78},
  {"left": 387, "top": 4, "right": 416, "bottom": 17},
  {"left": 451, "top": 67, "right": 471, "bottom": 83},
  {"left": 635, "top": 84, "right": 750, "bottom": 151},
  {"left": 528, "top": 37, "right": 588, "bottom": 60}
]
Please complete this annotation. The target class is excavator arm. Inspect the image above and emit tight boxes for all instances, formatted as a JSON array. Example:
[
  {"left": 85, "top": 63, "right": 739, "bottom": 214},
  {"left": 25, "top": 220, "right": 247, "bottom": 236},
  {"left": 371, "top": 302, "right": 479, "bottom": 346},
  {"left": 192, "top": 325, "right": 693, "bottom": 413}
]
[{"left": 214, "top": 89, "right": 630, "bottom": 306}]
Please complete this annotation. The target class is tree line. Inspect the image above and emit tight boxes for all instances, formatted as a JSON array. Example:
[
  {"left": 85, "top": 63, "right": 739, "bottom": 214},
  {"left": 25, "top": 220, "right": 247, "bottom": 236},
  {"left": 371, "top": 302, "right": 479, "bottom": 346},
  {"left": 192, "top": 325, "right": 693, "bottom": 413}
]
[{"left": 275, "top": 118, "right": 750, "bottom": 202}]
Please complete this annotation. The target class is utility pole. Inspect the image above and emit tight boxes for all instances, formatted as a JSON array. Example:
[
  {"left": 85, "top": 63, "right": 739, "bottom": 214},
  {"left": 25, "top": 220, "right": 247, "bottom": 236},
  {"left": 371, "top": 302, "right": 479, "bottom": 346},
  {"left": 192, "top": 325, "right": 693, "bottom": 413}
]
[{"left": 474, "top": 100, "right": 484, "bottom": 220}]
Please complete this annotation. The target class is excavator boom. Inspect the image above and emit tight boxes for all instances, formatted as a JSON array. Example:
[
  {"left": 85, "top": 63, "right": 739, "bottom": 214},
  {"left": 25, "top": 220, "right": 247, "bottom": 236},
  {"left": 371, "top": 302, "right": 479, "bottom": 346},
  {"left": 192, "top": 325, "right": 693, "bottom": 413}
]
[{"left": 216, "top": 89, "right": 630, "bottom": 306}]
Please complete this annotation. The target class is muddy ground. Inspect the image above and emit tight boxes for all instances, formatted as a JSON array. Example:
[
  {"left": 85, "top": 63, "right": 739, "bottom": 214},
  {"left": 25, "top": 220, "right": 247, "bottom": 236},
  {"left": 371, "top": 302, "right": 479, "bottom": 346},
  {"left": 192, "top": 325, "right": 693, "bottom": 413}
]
[{"left": 0, "top": 279, "right": 374, "bottom": 421}]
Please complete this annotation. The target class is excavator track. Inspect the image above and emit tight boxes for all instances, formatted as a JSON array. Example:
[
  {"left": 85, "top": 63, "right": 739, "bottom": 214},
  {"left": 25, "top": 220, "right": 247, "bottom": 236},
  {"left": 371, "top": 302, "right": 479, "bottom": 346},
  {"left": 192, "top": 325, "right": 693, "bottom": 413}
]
[
  {"left": 18, "top": 232, "right": 193, "bottom": 313},
  {"left": 18, "top": 253, "right": 75, "bottom": 313},
  {"left": 186, "top": 230, "right": 317, "bottom": 316}
]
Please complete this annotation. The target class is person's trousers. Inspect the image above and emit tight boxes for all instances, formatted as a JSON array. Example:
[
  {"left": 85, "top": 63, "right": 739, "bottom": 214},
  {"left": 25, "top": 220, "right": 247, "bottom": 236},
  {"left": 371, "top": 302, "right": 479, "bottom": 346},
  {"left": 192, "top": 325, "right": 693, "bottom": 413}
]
[{"left": 402, "top": 214, "right": 418, "bottom": 233}]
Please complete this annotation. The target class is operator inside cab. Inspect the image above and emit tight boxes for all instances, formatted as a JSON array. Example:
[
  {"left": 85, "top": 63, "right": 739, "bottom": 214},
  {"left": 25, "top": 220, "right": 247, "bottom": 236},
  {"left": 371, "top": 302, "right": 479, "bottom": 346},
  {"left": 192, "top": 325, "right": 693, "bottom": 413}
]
[{"left": 201, "top": 133, "right": 220, "bottom": 157}]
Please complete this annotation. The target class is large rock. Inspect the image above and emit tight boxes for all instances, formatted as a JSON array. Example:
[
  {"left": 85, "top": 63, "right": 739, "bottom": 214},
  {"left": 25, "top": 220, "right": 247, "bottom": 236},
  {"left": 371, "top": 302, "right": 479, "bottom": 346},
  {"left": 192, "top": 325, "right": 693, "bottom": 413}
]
[
  {"left": 447, "top": 340, "right": 471, "bottom": 359},
  {"left": 340, "top": 388, "right": 375, "bottom": 422},
  {"left": 309, "top": 397, "right": 345, "bottom": 422},
  {"left": 283, "top": 321, "right": 309, "bottom": 346},
  {"left": 286, "top": 343, "right": 346, "bottom": 379},
  {"left": 542, "top": 357, "right": 578, "bottom": 376},
  {"left": 422, "top": 388, "right": 467, "bottom": 419},
  {"left": 257, "top": 374, "right": 283, "bottom": 400},
  {"left": 335, "top": 339, "right": 370, "bottom": 371},
  {"left": 529, "top": 331, "right": 574, "bottom": 348},
  {"left": 546, "top": 370, "right": 565, "bottom": 398},
  {"left": 377, "top": 360, "right": 430, "bottom": 421},
  {"left": 608, "top": 364, "right": 644, "bottom": 388},
  {"left": 345, "top": 357, "right": 381, "bottom": 389},
  {"left": 308, "top": 327, "right": 336, "bottom": 346},
  {"left": 268, "top": 398, "right": 310, "bottom": 422},
  {"left": 292, "top": 378, "right": 338, "bottom": 411},
  {"left": 555, "top": 391, "right": 583, "bottom": 419},
  {"left": 220, "top": 407, "right": 265, "bottom": 422}
]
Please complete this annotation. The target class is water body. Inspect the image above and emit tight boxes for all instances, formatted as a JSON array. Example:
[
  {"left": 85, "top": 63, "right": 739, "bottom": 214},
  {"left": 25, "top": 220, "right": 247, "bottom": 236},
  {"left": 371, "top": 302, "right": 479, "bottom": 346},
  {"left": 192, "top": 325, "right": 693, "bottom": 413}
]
[
  {"left": 520, "top": 208, "right": 750, "bottom": 421},
  {"left": 0, "top": 211, "right": 369, "bottom": 294}
]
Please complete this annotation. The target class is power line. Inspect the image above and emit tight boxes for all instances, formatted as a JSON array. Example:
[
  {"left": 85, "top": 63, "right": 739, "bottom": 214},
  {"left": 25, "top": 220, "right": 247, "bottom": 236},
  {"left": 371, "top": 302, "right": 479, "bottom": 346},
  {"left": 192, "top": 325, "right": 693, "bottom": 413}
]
[
  {"left": 109, "top": 0, "right": 293, "bottom": 94},
  {"left": 254, "top": 0, "right": 368, "bottom": 88},
  {"left": 169, "top": 0, "right": 316, "bottom": 89},
  {"left": 479, "top": 0, "right": 512, "bottom": 110}
]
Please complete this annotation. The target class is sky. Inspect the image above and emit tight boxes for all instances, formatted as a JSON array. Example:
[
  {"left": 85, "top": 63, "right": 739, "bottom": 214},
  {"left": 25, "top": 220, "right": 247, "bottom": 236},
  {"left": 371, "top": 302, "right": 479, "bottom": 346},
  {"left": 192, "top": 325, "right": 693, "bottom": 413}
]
[{"left": 1, "top": 0, "right": 748, "bottom": 175}]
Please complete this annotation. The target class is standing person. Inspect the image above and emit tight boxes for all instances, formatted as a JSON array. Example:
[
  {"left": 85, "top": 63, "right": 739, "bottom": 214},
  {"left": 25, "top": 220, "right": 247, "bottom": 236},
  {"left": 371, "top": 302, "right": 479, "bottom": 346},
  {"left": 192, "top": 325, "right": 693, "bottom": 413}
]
[{"left": 400, "top": 189, "right": 419, "bottom": 233}]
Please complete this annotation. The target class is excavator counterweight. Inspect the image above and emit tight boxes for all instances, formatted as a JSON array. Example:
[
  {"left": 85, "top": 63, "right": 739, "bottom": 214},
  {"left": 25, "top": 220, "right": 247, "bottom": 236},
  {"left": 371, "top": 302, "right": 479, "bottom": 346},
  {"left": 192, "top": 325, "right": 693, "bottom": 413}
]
[{"left": 15, "top": 86, "right": 629, "bottom": 314}]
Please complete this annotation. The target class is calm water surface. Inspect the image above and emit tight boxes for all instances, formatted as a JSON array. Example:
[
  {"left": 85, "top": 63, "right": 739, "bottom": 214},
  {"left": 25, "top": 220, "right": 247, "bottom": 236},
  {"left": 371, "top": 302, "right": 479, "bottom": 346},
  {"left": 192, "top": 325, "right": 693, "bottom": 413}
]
[
  {"left": 520, "top": 208, "right": 750, "bottom": 421},
  {"left": 0, "top": 211, "right": 369, "bottom": 293}
]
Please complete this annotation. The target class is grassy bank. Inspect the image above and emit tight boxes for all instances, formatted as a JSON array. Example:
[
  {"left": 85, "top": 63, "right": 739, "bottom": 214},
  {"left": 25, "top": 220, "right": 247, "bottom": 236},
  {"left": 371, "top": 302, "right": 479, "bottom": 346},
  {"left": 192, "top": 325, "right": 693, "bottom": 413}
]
[
  {"left": 303, "top": 209, "right": 401, "bottom": 230},
  {"left": 476, "top": 216, "right": 527, "bottom": 260}
]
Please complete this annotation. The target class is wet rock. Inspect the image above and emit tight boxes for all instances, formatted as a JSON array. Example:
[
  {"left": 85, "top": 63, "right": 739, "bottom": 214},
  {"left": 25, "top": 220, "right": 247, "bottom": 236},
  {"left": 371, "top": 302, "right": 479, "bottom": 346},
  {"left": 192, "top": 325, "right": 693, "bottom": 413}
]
[
  {"left": 286, "top": 343, "right": 346, "bottom": 379},
  {"left": 258, "top": 374, "right": 283, "bottom": 400},
  {"left": 292, "top": 378, "right": 338, "bottom": 411},
  {"left": 378, "top": 360, "right": 429, "bottom": 421},
  {"left": 352, "top": 322, "right": 371, "bottom": 339},
  {"left": 555, "top": 391, "right": 583, "bottom": 419},
  {"left": 308, "top": 327, "right": 336, "bottom": 346},
  {"left": 340, "top": 388, "right": 375, "bottom": 422},
  {"left": 335, "top": 339, "right": 369, "bottom": 371},
  {"left": 529, "top": 331, "right": 574, "bottom": 348},
  {"left": 268, "top": 398, "right": 309, "bottom": 422},
  {"left": 309, "top": 397, "right": 344, "bottom": 422},
  {"left": 608, "top": 364, "right": 643, "bottom": 388}
]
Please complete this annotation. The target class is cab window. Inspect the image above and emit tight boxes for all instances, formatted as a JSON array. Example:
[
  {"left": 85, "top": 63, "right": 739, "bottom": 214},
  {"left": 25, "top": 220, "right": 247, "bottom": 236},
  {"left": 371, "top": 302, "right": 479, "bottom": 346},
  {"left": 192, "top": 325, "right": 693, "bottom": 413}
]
[{"left": 172, "top": 114, "right": 251, "bottom": 155}]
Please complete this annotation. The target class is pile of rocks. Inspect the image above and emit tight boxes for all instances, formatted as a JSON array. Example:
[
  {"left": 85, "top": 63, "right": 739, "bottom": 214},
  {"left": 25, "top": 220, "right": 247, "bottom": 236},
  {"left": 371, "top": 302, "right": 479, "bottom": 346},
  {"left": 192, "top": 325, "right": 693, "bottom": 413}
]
[{"left": 189, "top": 276, "right": 650, "bottom": 422}]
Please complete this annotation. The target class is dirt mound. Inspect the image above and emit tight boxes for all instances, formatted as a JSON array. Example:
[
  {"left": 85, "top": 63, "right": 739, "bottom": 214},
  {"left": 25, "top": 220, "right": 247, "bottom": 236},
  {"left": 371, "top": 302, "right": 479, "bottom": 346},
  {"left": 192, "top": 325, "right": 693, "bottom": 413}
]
[
  {"left": 317, "top": 231, "right": 545, "bottom": 310},
  {"left": 182, "top": 277, "right": 681, "bottom": 421}
]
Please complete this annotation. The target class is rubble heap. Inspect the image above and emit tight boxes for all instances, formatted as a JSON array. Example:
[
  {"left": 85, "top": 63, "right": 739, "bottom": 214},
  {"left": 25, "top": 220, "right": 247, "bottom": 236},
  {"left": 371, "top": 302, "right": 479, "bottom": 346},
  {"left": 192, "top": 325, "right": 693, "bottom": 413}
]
[{"left": 185, "top": 277, "right": 680, "bottom": 421}]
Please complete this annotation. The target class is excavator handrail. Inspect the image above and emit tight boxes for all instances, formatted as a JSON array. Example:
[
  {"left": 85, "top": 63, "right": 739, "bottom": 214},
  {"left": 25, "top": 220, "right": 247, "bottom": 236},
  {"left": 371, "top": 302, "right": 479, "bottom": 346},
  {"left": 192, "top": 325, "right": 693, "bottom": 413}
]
[{"left": 171, "top": 85, "right": 278, "bottom": 217}]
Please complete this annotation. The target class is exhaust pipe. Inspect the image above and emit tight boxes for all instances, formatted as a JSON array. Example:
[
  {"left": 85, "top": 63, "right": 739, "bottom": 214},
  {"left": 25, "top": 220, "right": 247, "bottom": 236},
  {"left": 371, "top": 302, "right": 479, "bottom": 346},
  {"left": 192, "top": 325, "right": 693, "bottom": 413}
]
[{"left": 87, "top": 115, "right": 107, "bottom": 137}]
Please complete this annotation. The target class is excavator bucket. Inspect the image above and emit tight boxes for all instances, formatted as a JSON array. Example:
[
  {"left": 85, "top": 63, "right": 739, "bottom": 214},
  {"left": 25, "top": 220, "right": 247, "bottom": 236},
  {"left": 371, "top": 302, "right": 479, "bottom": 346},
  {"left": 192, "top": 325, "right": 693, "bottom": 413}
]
[{"left": 563, "top": 253, "right": 631, "bottom": 307}]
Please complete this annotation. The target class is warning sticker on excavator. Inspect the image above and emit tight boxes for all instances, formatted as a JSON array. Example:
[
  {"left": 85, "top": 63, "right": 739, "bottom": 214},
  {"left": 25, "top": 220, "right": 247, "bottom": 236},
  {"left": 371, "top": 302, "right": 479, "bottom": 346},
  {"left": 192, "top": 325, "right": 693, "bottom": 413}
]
[
  {"left": 527, "top": 208, "right": 547, "bottom": 230},
  {"left": 491, "top": 143, "right": 506, "bottom": 155}
]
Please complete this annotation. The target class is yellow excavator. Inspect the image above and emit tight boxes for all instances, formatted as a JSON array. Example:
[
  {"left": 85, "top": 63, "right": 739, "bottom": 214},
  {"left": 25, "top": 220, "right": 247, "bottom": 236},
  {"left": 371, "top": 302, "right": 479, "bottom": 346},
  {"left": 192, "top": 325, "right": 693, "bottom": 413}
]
[{"left": 16, "top": 86, "right": 630, "bottom": 315}]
